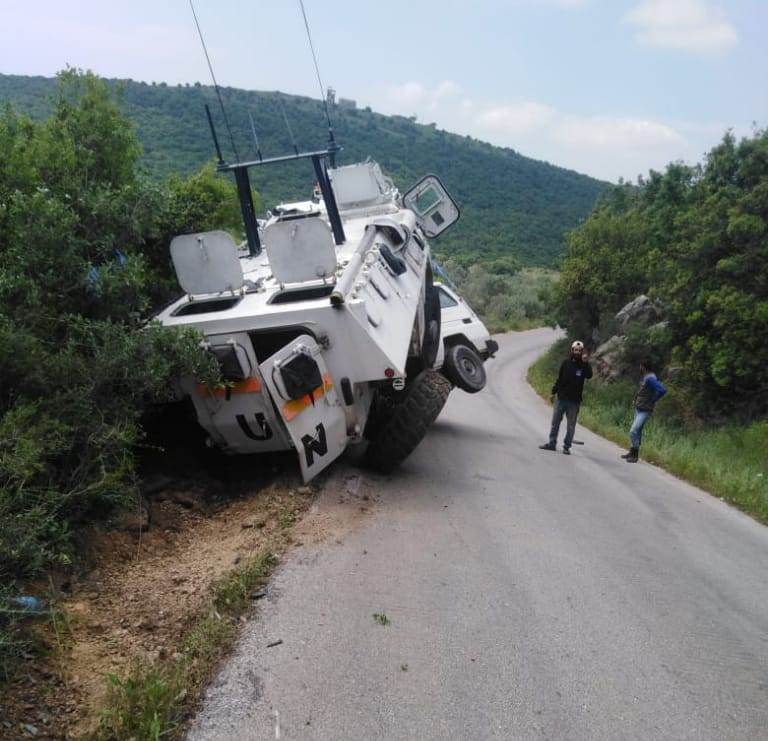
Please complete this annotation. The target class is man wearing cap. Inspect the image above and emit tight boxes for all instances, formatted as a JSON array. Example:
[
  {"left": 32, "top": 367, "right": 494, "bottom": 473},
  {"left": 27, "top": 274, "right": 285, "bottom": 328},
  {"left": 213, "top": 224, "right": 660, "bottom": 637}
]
[{"left": 539, "top": 340, "right": 592, "bottom": 455}]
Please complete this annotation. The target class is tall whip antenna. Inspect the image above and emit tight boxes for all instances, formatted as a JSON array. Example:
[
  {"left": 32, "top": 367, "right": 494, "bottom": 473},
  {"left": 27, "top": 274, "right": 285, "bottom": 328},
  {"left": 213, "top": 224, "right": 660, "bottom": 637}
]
[
  {"left": 297, "top": 0, "right": 338, "bottom": 161},
  {"left": 248, "top": 111, "right": 263, "bottom": 162},
  {"left": 189, "top": 0, "right": 240, "bottom": 161},
  {"left": 277, "top": 94, "right": 300, "bottom": 156}
]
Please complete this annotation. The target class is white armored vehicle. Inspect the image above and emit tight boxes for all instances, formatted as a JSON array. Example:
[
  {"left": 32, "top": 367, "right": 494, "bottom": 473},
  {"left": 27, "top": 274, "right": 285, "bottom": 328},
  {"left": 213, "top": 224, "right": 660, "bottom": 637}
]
[{"left": 155, "top": 131, "right": 495, "bottom": 481}]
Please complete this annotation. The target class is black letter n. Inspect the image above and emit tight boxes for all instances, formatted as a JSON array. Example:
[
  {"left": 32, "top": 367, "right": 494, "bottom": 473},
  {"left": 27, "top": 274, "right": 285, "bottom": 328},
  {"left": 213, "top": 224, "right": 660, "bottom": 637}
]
[{"left": 301, "top": 424, "right": 328, "bottom": 467}]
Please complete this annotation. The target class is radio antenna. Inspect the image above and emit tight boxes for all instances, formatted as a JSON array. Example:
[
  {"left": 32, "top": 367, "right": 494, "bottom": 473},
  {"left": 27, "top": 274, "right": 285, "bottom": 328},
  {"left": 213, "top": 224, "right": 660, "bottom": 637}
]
[
  {"left": 248, "top": 111, "right": 263, "bottom": 162},
  {"left": 297, "top": 0, "right": 338, "bottom": 164},
  {"left": 277, "top": 94, "right": 300, "bottom": 156},
  {"left": 189, "top": 0, "right": 240, "bottom": 161}
]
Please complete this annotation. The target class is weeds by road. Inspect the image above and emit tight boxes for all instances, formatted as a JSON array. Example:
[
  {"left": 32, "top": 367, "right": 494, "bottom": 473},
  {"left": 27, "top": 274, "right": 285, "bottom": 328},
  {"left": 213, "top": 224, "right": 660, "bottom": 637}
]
[
  {"left": 528, "top": 339, "right": 768, "bottom": 523},
  {"left": 0, "top": 476, "right": 316, "bottom": 740},
  {"left": 98, "top": 549, "right": 279, "bottom": 740}
]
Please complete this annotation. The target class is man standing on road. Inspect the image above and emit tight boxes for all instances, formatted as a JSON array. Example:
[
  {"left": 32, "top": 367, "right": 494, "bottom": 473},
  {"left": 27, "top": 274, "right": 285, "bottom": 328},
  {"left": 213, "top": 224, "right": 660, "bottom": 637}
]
[
  {"left": 622, "top": 359, "right": 667, "bottom": 463},
  {"left": 539, "top": 340, "right": 592, "bottom": 455}
]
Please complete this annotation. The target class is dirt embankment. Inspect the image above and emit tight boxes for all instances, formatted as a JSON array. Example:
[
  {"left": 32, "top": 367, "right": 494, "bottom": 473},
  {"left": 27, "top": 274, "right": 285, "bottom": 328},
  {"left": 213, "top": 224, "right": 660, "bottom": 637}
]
[{"left": 1, "top": 449, "right": 376, "bottom": 740}]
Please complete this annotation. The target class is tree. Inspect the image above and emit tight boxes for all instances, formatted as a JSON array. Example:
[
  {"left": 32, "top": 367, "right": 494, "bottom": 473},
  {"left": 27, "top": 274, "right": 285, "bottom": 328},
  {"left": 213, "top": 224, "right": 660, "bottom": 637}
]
[
  {"left": 0, "top": 70, "right": 236, "bottom": 579},
  {"left": 553, "top": 129, "right": 768, "bottom": 417}
]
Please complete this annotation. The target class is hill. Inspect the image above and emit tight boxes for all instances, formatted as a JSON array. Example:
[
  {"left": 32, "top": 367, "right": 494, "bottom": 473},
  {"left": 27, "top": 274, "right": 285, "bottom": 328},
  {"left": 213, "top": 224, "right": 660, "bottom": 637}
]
[{"left": 0, "top": 73, "right": 607, "bottom": 266}]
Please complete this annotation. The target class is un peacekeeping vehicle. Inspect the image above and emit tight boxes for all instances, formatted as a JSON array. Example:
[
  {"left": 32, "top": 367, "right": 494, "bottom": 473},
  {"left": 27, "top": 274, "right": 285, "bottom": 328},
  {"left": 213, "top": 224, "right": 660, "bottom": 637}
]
[{"left": 154, "top": 134, "right": 496, "bottom": 482}]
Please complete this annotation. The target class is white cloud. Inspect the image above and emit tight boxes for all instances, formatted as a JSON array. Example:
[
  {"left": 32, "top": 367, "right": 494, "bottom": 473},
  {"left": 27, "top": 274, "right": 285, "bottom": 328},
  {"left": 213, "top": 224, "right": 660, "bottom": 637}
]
[
  {"left": 554, "top": 115, "right": 685, "bottom": 150},
  {"left": 477, "top": 102, "right": 557, "bottom": 134},
  {"left": 385, "top": 80, "right": 462, "bottom": 110},
  {"left": 434, "top": 80, "right": 462, "bottom": 100},
  {"left": 625, "top": 0, "right": 737, "bottom": 53},
  {"left": 366, "top": 80, "right": 714, "bottom": 181}
]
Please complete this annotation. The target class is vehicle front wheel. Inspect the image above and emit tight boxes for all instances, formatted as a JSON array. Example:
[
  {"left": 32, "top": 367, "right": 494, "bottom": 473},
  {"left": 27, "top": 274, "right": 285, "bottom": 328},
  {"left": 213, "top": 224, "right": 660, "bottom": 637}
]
[
  {"left": 443, "top": 344, "right": 487, "bottom": 393},
  {"left": 364, "top": 369, "right": 452, "bottom": 473}
]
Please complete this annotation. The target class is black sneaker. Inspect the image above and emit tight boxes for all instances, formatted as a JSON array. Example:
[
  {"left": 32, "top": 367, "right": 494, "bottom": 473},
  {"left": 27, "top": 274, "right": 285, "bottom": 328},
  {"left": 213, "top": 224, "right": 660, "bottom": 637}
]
[
  {"left": 562, "top": 447, "right": 571, "bottom": 455},
  {"left": 539, "top": 443, "right": 556, "bottom": 451}
]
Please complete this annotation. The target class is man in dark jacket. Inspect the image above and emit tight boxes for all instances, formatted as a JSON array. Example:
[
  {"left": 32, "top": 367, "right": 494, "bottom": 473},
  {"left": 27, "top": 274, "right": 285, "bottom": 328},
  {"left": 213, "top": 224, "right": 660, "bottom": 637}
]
[
  {"left": 539, "top": 340, "right": 592, "bottom": 455},
  {"left": 622, "top": 359, "right": 667, "bottom": 463}
]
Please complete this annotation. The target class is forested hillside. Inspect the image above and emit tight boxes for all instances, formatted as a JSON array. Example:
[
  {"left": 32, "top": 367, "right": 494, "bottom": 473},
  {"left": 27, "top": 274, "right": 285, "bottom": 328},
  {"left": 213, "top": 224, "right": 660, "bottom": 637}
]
[{"left": 0, "top": 73, "right": 606, "bottom": 266}]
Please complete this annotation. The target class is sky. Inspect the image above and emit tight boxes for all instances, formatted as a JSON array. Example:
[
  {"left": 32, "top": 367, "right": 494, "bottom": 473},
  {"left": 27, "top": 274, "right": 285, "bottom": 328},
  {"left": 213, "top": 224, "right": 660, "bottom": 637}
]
[{"left": 1, "top": 0, "right": 765, "bottom": 182}]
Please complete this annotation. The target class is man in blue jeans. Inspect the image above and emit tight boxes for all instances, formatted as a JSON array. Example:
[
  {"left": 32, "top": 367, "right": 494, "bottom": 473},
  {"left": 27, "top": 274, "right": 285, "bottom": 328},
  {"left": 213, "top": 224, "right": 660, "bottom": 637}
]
[
  {"left": 539, "top": 340, "right": 592, "bottom": 455},
  {"left": 623, "top": 359, "right": 667, "bottom": 462}
]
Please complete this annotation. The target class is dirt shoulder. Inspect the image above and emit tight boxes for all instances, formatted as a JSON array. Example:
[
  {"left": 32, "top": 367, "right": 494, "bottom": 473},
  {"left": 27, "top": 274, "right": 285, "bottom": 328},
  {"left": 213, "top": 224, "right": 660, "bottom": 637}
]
[{"left": 1, "top": 461, "right": 375, "bottom": 740}]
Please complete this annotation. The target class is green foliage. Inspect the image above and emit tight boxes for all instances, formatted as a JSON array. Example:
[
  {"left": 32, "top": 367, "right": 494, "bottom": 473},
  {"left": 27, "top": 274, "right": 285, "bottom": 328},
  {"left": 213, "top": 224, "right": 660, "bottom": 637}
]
[
  {"left": 442, "top": 261, "right": 558, "bottom": 332},
  {"left": 529, "top": 341, "right": 768, "bottom": 522},
  {"left": 0, "top": 68, "right": 235, "bottom": 603},
  {"left": 553, "top": 129, "right": 768, "bottom": 417},
  {"left": 0, "top": 72, "right": 607, "bottom": 267},
  {"left": 553, "top": 191, "right": 650, "bottom": 340}
]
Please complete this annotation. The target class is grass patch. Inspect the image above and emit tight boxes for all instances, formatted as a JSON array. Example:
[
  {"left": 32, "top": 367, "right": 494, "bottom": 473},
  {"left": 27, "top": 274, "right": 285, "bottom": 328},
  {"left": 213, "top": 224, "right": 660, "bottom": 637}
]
[
  {"left": 372, "top": 612, "right": 391, "bottom": 626},
  {"left": 97, "top": 549, "right": 278, "bottom": 740},
  {"left": 528, "top": 339, "right": 768, "bottom": 523}
]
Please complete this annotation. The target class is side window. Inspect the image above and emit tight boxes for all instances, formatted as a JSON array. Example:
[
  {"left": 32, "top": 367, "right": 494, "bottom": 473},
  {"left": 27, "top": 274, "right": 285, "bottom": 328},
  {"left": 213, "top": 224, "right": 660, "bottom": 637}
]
[{"left": 438, "top": 287, "right": 458, "bottom": 309}]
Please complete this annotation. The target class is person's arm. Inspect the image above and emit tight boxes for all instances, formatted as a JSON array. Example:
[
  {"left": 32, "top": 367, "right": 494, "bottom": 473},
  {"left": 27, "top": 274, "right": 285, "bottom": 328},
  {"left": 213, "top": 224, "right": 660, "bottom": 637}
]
[
  {"left": 647, "top": 375, "right": 667, "bottom": 401},
  {"left": 552, "top": 361, "right": 564, "bottom": 396},
  {"left": 582, "top": 357, "right": 593, "bottom": 379}
]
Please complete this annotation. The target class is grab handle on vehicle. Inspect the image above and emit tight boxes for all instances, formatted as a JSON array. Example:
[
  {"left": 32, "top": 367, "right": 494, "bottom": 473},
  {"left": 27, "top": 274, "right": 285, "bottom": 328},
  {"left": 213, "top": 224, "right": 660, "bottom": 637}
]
[{"left": 330, "top": 225, "right": 377, "bottom": 306}]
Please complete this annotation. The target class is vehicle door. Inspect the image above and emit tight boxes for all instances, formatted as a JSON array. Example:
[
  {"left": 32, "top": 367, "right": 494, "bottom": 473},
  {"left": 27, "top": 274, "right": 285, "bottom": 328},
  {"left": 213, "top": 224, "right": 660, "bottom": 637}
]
[{"left": 260, "top": 335, "right": 347, "bottom": 482}]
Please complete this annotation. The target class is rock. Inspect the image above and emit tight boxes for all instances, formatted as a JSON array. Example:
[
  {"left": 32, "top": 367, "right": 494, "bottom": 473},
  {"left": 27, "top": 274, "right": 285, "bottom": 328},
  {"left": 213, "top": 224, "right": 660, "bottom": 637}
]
[
  {"left": 296, "top": 486, "right": 312, "bottom": 495},
  {"left": 168, "top": 489, "right": 206, "bottom": 511},
  {"left": 615, "top": 295, "right": 662, "bottom": 331},
  {"left": 592, "top": 335, "right": 627, "bottom": 381},
  {"left": 665, "top": 365, "right": 683, "bottom": 382},
  {"left": 115, "top": 500, "right": 150, "bottom": 532}
]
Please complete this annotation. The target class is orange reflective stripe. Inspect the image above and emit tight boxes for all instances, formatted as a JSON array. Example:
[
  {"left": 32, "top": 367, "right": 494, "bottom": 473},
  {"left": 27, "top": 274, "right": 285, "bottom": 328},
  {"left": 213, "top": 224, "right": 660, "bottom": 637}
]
[
  {"left": 196, "top": 377, "right": 262, "bottom": 399},
  {"left": 282, "top": 374, "right": 334, "bottom": 422}
]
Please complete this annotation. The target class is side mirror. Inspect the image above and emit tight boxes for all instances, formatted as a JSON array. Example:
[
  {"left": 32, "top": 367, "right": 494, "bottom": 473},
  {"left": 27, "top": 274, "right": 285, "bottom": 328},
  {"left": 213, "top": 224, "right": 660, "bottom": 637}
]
[{"left": 403, "top": 175, "right": 460, "bottom": 238}]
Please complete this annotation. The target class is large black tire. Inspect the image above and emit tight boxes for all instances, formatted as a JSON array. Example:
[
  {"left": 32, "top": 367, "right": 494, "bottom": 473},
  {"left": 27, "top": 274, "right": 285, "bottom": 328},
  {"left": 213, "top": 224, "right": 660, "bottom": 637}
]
[
  {"left": 365, "top": 369, "right": 452, "bottom": 473},
  {"left": 443, "top": 344, "right": 487, "bottom": 393}
]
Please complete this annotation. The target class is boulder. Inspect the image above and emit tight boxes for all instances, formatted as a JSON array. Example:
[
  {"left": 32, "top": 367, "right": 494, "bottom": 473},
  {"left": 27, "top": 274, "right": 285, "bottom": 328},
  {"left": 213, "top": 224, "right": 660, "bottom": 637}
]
[
  {"left": 615, "top": 295, "right": 662, "bottom": 331},
  {"left": 592, "top": 335, "right": 627, "bottom": 382}
]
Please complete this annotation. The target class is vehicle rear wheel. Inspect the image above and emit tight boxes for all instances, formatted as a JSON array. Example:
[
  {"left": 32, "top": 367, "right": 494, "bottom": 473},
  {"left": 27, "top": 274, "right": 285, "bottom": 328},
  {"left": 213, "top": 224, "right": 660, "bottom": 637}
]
[
  {"left": 364, "top": 369, "right": 452, "bottom": 473},
  {"left": 443, "top": 344, "right": 486, "bottom": 393}
]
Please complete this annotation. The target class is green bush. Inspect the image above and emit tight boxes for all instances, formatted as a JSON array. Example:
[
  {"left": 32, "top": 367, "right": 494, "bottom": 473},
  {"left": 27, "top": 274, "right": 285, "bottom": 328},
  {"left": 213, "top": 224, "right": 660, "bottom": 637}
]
[
  {"left": 0, "top": 69, "right": 245, "bottom": 680},
  {"left": 440, "top": 261, "right": 557, "bottom": 332},
  {"left": 553, "top": 130, "right": 768, "bottom": 418}
]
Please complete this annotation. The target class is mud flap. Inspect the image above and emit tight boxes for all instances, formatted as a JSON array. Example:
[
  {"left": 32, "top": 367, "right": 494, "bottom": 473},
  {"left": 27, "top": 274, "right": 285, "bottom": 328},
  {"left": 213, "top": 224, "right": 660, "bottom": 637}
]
[{"left": 261, "top": 335, "right": 347, "bottom": 482}]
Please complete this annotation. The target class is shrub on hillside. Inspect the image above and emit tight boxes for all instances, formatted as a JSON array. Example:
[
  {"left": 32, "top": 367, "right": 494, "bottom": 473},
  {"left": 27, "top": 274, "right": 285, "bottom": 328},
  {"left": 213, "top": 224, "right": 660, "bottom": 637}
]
[{"left": 0, "top": 70, "right": 234, "bottom": 580}]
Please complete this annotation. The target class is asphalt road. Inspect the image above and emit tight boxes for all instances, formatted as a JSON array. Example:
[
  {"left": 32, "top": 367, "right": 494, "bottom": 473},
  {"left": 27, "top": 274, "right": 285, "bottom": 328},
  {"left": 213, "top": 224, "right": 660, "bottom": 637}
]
[{"left": 188, "top": 328, "right": 768, "bottom": 740}]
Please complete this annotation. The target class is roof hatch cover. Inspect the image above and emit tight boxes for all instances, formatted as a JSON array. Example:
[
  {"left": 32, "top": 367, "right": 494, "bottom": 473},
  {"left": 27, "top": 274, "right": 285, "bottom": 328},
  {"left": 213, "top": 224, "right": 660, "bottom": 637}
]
[{"left": 170, "top": 231, "right": 244, "bottom": 296}]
